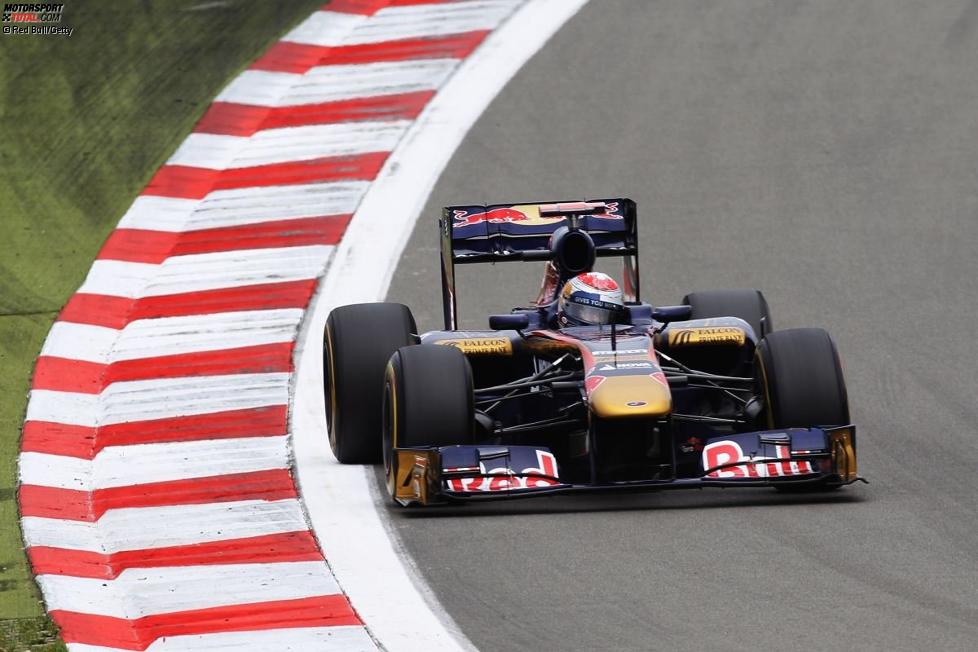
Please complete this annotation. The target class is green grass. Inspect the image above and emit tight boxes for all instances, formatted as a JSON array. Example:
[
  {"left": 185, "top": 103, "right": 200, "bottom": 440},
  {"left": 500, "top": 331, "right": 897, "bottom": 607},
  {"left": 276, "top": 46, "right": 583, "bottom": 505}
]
[{"left": 0, "top": 1, "right": 323, "bottom": 648}]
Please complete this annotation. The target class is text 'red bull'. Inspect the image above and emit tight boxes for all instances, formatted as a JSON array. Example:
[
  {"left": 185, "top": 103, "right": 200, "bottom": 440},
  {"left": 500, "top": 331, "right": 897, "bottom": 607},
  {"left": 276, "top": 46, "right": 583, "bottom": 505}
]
[
  {"left": 703, "top": 440, "right": 816, "bottom": 479},
  {"left": 452, "top": 207, "right": 532, "bottom": 228},
  {"left": 445, "top": 451, "right": 560, "bottom": 492}
]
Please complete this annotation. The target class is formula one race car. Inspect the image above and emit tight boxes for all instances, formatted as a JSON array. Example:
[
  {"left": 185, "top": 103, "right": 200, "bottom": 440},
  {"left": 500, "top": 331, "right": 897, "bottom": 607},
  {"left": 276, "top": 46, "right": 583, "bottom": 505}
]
[{"left": 324, "top": 198, "right": 863, "bottom": 506}]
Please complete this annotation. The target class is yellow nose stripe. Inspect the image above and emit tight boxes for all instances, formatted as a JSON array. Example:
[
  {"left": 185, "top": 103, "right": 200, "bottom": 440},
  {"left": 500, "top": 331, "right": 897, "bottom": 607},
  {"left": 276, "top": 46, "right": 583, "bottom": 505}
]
[{"left": 589, "top": 375, "right": 671, "bottom": 418}]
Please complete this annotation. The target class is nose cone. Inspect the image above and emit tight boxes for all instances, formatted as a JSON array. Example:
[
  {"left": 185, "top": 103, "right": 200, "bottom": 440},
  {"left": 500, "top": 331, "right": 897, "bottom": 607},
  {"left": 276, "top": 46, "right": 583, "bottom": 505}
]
[{"left": 589, "top": 375, "right": 671, "bottom": 418}]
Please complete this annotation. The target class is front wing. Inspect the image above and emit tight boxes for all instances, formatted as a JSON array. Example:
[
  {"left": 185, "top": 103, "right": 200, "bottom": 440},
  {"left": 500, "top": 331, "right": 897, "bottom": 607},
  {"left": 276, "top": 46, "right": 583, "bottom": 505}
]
[{"left": 390, "top": 426, "right": 862, "bottom": 506}]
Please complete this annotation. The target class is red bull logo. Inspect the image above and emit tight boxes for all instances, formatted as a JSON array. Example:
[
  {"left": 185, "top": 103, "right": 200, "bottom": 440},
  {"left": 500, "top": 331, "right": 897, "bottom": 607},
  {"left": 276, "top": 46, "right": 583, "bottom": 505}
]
[
  {"left": 452, "top": 207, "right": 536, "bottom": 228},
  {"left": 703, "top": 440, "right": 817, "bottom": 479}
]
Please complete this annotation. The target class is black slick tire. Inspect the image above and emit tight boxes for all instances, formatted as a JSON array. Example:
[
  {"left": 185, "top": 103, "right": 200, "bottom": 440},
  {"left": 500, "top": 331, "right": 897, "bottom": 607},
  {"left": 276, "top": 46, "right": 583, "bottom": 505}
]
[
  {"left": 683, "top": 289, "right": 773, "bottom": 338},
  {"left": 383, "top": 345, "right": 475, "bottom": 500},
  {"left": 756, "top": 328, "right": 849, "bottom": 429},
  {"left": 324, "top": 302, "right": 417, "bottom": 464},
  {"left": 756, "top": 328, "right": 850, "bottom": 492}
]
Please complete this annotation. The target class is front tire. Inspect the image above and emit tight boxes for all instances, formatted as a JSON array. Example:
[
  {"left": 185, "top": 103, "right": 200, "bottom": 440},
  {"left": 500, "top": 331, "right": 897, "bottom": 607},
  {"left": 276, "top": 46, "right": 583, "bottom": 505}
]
[
  {"left": 756, "top": 328, "right": 849, "bottom": 429},
  {"left": 383, "top": 345, "right": 475, "bottom": 500},
  {"left": 324, "top": 303, "right": 416, "bottom": 464},
  {"left": 756, "top": 328, "right": 850, "bottom": 492}
]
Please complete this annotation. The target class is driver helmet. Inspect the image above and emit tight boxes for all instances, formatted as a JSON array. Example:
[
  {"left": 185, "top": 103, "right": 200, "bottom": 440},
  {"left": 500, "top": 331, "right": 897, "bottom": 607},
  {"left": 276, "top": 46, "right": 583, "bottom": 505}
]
[{"left": 557, "top": 272, "right": 625, "bottom": 326}]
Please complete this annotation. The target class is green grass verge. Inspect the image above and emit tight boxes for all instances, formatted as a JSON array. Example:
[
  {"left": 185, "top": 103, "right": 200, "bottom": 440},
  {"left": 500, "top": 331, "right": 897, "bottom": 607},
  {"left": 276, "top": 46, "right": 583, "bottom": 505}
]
[{"left": 0, "top": 1, "right": 324, "bottom": 648}]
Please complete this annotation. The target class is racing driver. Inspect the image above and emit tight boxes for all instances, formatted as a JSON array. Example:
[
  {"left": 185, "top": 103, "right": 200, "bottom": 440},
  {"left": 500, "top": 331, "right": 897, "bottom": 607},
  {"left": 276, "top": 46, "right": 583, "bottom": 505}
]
[{"left": 555, "top": 272, "right": 626, "bottom": 327}]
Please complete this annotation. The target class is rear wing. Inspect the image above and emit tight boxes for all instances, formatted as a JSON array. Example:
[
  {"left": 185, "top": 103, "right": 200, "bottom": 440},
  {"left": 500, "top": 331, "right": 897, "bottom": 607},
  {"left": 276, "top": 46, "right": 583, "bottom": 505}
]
[{"left": 439, "top": 198, "right": 639, "bottom": 330}]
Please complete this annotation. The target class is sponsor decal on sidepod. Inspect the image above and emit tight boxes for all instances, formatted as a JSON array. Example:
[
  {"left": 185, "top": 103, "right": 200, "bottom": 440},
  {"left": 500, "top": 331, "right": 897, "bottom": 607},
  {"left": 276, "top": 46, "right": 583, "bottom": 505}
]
[
  {"left": 435, "top": 337, "right": 512, "bottom": 355},
  {"left": 668, "top": 326, "right": 746, "bottom": 347}
]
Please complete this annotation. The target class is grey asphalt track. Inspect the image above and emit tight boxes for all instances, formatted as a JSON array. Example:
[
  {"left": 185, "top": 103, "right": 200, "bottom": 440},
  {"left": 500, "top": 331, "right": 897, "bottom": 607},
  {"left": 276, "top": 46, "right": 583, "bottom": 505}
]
[{"left": 384, "top": 1, "right": 978, "bottom": 650}]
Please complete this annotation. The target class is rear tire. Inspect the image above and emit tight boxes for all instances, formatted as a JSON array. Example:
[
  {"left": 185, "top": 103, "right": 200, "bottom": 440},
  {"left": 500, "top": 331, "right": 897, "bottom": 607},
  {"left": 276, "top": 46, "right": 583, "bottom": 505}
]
[
  {"left": 683, "top": 289, "right": 773, "bottom": 339},
  {"left": 756, "top": 328, "right": 850, "bottom": 492},
  {"left": 383, "top": 345, "right": 475, "bottom": 499},
  {"left": 324, "top": 303, "right": 416, "bottom": 464}
]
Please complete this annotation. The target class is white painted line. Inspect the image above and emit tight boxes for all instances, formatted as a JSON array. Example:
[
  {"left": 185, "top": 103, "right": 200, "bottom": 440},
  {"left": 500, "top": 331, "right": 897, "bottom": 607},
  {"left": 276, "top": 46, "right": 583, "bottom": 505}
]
[
  {"left": 74, "top": 246, "right": 333, "bottom": 302},
  {"left": 346, "top": 1, "right": 521, "bottom": 44},
  {"left": 26, "top": 391, "right": 99, "bottom": 427},
  {"left": 40, "top": 322, "right": 119, "bottom": 364},
  {"left": 141, "top": 245, "right": 334, "bottom": 298},
  {"left": 97, "top": 372, "right": 291, "bottom": 425},
  {"left": 282, "top": 10, "right": 367, "bottom": 48},
  {"left": 219, "top": 59, "right": 458, "bottom": 107},
  {"left": 113, "top": 309, "right": 303, "bottom": 361},
  {"left": 20, "top": 436, "right": 289, "bottom": 490},
  {"left": 118, "top": 182, "right": 368, "bottom": 232},
  {"left": 291, "top": 59, "right": 459, "bottom": 105},
  {"left": 27, "top": 373, "right": 290, "bottom": 427},
  {"left": 77, "top": 260, "right": 158, "bottom": 299},
  {"left": 39, "top": 309, "right": 304, "bottom": 366},
  {"left": 66, "top": 626, "right": 376, "bottom": 652},
  {"left": 166, "top": 133, "right": 243, "bottom": 170},
  {"left": 169, "top": 122, "right": 410, "bottom": 170},
  {"left": 19, "top": 453, "right": 90, "bottom": 490},
  {"left": 38, "top": 561, "right": 338, "bottom": 617},
  {"left": 22, "top": 499, "right": 309, "bottom": 552},
  {"left": 191, "top": 182, "right": 368, "bottom": 225},
  {"left": 215, "top": 70, "right": 303, "bottom": 106},
  {"left": 116, "top": 196, "right": 200, "bottom": 232},
  {"left": 291, "top": 2, "right": 588, "bottom": 651},
  {"left": 234, "top": 120, "right": 409, "bottom": 167},
  {"left": 288, "top": 1, "right": 521, "bottom": 47}
]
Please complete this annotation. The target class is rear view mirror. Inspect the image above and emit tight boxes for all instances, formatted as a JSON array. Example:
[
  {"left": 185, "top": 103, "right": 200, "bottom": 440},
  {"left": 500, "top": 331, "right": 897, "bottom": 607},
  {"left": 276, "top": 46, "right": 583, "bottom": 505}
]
[
  {"left": 489, "top": 313, "right": 530, "bottom": 330},
  {"left": 652, "top": 305, "right": 693, "bottom": 323}
]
